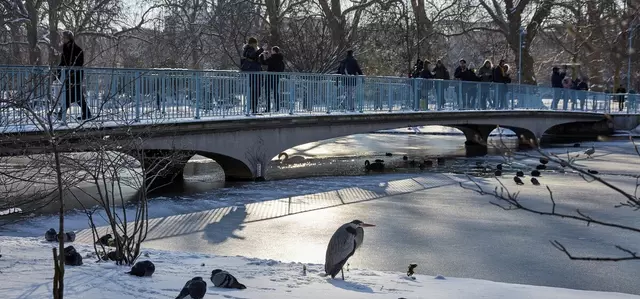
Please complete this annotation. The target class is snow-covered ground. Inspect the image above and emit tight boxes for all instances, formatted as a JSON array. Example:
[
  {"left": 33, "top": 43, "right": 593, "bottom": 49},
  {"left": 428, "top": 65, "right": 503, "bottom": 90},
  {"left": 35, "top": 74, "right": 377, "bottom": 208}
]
[{"left": 1, "top": 236, "right": 638, "bottom": 299}]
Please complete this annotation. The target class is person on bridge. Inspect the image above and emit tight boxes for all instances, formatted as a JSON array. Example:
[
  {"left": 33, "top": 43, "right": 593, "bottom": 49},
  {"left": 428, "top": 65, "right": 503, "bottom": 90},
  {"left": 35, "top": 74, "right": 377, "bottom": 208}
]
[
  {"left": 432, "top": 59, "right": 450, "bottom": 109},
  {"left": 56, "top": 30, "right": 92, "bottom": 121},
  {"left": 477, "top": 60, "right": 493, "bottom": 109},
  {"left": 240, "top": 37, "right": 264, "bottom": 114},
  {"left": 615, "top": 84, "right": 627, "bottom": 112},
  {"left": 492, "top": 60, "right": 510, "bottom": 109},
  {"left": 454, "top": 59, "right": 480, "bottom": 109},
  {"left": 259, "top": 46, "right": 285, "bottom": 112},
  {"left": 572, "top": 76, "right": 589, "bottom": 110},
  {"left": 550, "top": 66, "right": 568, "bottom": 110},
  {"left": 337, "top": 50, "right": 363, "bottom": 111}
]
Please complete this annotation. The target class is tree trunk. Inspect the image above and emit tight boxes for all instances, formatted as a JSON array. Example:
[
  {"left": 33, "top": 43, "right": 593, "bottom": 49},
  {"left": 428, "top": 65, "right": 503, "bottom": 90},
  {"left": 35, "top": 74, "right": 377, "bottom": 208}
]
[
  {"left": 317, "top": 0, "right": 347, "bottom": 49},
  {"left": 410, "top": 0, "right": 433, "bottom": 58},
  {"left": 508, "top": 34, "right": 536, "bottom": 84},
  {"left": 265, "top": 0, "right": 282, "bottom": 46},
  {"left": 9, "top": 24, "right": 22, "bottom": 64},
  {"left": 52, "top": 149, "right": 65, "bottom": 299},
  {"left": 25, "top": 0, "right": 41, "bottom": 65},
  {"left": 47, "top": 0, "right": 60, "bottom": 66}
]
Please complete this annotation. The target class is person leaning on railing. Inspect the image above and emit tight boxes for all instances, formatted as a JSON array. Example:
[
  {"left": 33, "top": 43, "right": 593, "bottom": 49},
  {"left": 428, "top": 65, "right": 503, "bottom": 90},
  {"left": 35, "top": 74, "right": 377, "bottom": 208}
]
[
  {"left": 259, "top": 46, "right": 285, "bottom": 112},
  {"left": 55, "top": 30, "right": 92, "bottom": 121},
  {"left": 432, "top": 60, "right": 450, "bottom": 109},
  {"left": 337, "top": 50, "right": 363, "bottom": 111},
  {"left": 492, "top": 60, "right": 510, "bottom": 109},
  {"left": 477, "top": 60, "right": 493, "bottom": 109},
  {"left": 454, "top": 59, "right": 480, "bottom": 109},
  {"left": 240, "top": 37, "right": 264, "bottom": 114},
  {"left": 615, "top": 84, "right": 627, "bottom": 112},
  {"left": 550, "top": 66, "right": 568, "bottom": 110},
  {"left": 572, "top": 77, "right": 589, "bottom": 110}
]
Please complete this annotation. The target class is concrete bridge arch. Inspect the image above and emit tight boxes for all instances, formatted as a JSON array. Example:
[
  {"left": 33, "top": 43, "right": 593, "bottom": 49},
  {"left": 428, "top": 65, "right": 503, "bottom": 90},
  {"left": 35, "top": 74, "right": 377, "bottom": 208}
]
[{"left": 135, "top": 111, "right": 606, "bottom": 185}]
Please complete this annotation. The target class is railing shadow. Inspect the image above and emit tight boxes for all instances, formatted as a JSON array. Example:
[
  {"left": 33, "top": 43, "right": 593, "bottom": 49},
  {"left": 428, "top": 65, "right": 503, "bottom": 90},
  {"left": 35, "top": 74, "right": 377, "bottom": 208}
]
[
  {"left": 204, "top": 206, "right": 247, "bottom": 244},
  {"left": 73, "top": 173, "right": 459, "bottom": 244}
]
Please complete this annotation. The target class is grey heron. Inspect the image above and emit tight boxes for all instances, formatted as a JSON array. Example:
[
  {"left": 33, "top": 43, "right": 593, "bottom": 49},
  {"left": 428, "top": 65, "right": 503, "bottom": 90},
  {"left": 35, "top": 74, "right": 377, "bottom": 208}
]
[{"left": 324, "top": 219, "right": 375, "bottom": 280}]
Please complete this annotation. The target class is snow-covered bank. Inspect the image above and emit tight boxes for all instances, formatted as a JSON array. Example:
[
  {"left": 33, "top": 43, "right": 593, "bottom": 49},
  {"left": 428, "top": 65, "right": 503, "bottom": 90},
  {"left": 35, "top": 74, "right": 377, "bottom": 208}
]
[
  {"left": 375, "top": 126, "right": 517, "bottom": 136},
  {"left": 0, "top": 236, "right": 637, "bottom": 299}
]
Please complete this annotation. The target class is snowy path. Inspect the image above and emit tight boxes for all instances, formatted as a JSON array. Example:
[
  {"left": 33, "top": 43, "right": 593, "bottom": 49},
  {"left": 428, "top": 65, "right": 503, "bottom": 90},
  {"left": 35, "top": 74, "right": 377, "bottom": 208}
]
[{"left": 1, "top": 236, "right": 639, "bottom": 299}]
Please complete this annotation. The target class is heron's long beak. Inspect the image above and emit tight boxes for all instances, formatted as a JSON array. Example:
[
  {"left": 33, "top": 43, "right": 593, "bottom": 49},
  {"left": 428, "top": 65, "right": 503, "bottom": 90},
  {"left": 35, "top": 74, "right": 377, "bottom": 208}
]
[{"left": 361, "top": 223, "right": 376, "bottom": 227}]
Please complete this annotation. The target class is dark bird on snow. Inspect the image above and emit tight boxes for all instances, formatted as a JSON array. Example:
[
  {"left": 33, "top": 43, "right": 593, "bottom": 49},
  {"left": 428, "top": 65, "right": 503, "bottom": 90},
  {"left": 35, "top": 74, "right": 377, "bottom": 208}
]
[
  {"left": 63, "top": 245, "right": 83, "bottom": 266},
  {"left": 104, "top": 251, "right": 124, "bottom": 262},
  {"left": 127, "top": 260, "right": 155, "bottom": 277},
  {"left": 364, "top": 160, "right": 384, "bottom": 171},
  {"left": 588, "top": 169, "right": 599, "bottom": 174},
  {"left": 96, "top": 234, "right": 112, "bottom": 246},
  {"left": 516, "top": 171, "right": 524, "bottom": 177},
  {"left": 374, "top": 159, "right": 384, "bottom": 163},
  {"left": 210, "top": 269, "right": 246, "bottom": 289},
  {"left": 325, "top": 220, "right": 376, "bottom": 280},
  {"left": 496, "top": 163, "right": 503, "bottom": 170},
  {"left": 539, "top": 157, "right": 549, "bottom": 165},
  {"left": 531, "top": 178, "right": 540, "bottom": 186},
  {"left": 531, "top": 170, "right": 540, "bottom": 177},
  {"left": 176, "top": 277, "right": 207, "bottom": 299},
  {"left": 584, "top": 146, "right": 595, "bottom": 158},
  {"left": 407, "top": 263, "right": 417, "bottom": 277},
  {"left": 494, "top": 170, "right": 502, "bottom": 176},
  {"left": 536, "top": 164, "right": 546, "bottom": 170},
  {"left": 385, "top": 153, "right": 392, "bottom": 157},
  {"left": 402, "top": 155, "right": 408, "bottom": 161},
  {"left": 57, "top": 231, "right": 76, "bottom": 243},
  {"left": 513, "top": 176, "right": 524, "bottom": 185},
  {"left": 45, "top": 228, "right": 57, "bottom": 242}
]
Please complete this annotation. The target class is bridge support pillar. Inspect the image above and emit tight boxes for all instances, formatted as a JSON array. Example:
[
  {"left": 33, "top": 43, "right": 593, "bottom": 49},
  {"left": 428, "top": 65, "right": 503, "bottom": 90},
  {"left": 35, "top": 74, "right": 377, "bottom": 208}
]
[
  {"left": 454, "top": 125, "right": 496, "bottom": 147},
  {"left": 136, "top": 150, "right": 193, "bottom": 191}
]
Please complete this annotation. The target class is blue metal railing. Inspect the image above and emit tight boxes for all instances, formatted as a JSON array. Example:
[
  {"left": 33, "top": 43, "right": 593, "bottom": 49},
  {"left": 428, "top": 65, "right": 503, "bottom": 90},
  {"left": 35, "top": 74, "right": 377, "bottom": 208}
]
[{"left": 0, "top": 65, "right": 636, "bottom": 131}]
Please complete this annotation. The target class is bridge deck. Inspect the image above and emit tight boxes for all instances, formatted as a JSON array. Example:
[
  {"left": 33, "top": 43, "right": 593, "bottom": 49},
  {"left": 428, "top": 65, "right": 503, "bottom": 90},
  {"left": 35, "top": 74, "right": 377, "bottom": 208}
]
[{"left": 0, "top": 66, "right": 636, "bottom": 133}]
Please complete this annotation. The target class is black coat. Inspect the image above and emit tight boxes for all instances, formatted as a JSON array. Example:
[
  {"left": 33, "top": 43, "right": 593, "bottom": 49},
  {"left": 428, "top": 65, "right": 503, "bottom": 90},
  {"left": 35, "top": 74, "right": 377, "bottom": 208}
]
[
  {"left": 337, "top": 56, "right": 363, "bottom": 75},
  {"left": 477, "top": 66, "right": 493, "bottom": 82},
  {"left": 577, "top": 81, "right": 588, "bottom": 91},
  {"left": 420, "top": 68, "right": 434, "bottom": 79},
  {"left": 433, "top": 65, "right": 450, "bottom": 80},
  {"left": 241, "top": 45, "right": 264, "bottom": 72},
  {"left": 260, "top": 53, "right": 285, "bottom": 72},
  {"left": 551, "top": 70, "right": 566, "bottom": 88},
  {"left": 492, "top": 66, "right": 510, "bottom": 84},
  {"left": 59, "top": 41, "right": 84, "bottom": 67},
  {"left": 454, "top": 67, "right": 479, "bottom": 82}
]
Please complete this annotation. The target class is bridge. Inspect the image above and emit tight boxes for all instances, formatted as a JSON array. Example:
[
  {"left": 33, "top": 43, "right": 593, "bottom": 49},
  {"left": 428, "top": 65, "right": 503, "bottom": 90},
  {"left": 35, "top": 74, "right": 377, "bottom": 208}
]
[{"left": 0, "top": 66, "right": 625, "bottom": 186}]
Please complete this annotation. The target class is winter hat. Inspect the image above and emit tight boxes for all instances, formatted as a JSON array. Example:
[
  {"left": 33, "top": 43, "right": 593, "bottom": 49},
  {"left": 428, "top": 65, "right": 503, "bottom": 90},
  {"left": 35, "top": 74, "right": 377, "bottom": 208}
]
[{"left": 62, "top": 30, "right": 74, "bottom": 41}]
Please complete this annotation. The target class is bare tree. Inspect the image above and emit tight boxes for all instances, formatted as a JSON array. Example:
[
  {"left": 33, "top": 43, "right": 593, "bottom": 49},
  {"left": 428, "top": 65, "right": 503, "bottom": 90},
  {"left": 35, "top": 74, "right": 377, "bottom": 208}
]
[{"left": 65, "top": 134, "right": 191, "bottom": 266}]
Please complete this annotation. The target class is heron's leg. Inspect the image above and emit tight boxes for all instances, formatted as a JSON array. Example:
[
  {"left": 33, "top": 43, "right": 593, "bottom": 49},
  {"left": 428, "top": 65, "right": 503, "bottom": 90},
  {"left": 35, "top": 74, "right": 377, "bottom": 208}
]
[{"left": 341, "top": 268, "right": 345, "bottom": 280}]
